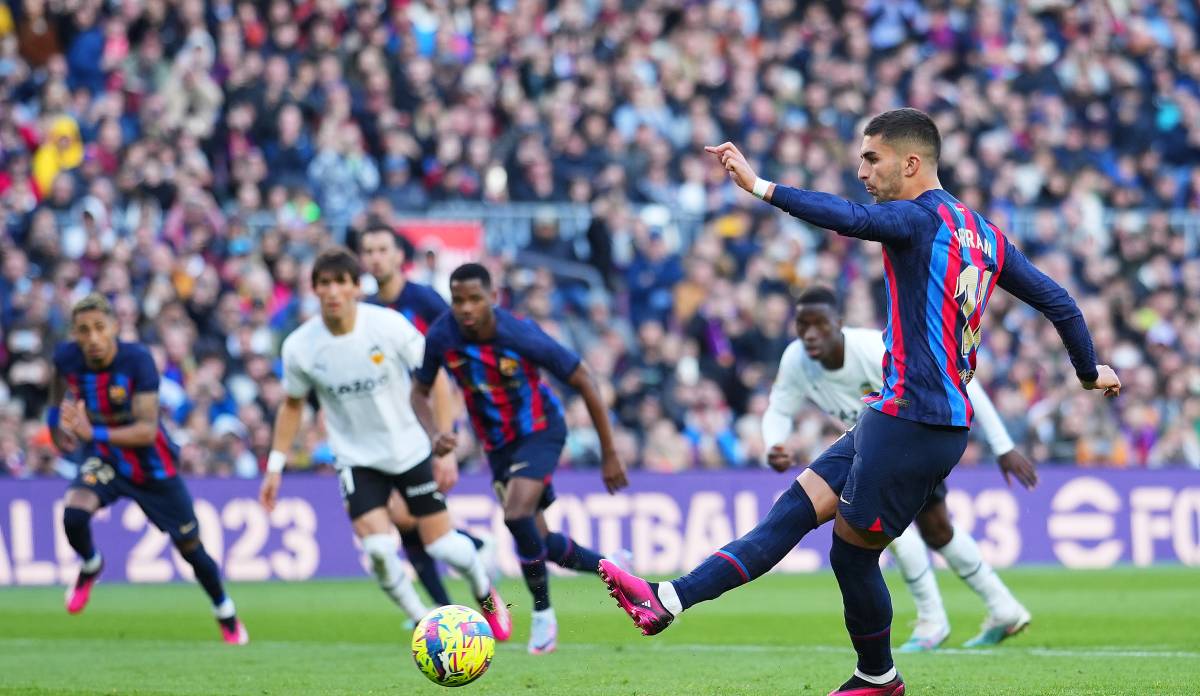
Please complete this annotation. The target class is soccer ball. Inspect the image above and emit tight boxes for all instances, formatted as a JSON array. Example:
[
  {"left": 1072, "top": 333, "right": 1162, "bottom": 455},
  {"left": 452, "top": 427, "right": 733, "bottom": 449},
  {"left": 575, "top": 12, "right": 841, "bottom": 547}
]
[{"left": 411, "top": 605, "right": 495, "bottom": 687}]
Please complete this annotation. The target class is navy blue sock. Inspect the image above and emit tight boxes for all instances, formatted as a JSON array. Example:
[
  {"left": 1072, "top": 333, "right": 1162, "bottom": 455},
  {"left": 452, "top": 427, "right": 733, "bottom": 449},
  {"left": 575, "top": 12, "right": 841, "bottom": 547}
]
[
  {"left": 830, "top": 534, "right": 893, "bottom": 678},
  {"left": 545, "top": 532, "right": 604, "bottom": 574},
  {"left": 180, "top": 543, "right": 227, "bottom": 607},
  {"left": 672, "top": 480, "right": 817, "bottom": 611},
  {"left": 400, "top": 528, "right": 452, "bottom": 606},
  {"left": 459, "top": 528, "right": 484, "bottom": 551},
  {"left": 506, "top": 516, "right": 550, "bottom": 611},
  {"left": 62, "top": 507, "right": 96, "bottom": 562}
]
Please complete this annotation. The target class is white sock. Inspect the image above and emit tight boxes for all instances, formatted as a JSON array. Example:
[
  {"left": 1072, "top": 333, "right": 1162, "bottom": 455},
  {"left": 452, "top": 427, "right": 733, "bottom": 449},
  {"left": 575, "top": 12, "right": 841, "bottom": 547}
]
[
  {"left": 937, "top": 525, "right": 1018, "bottom": 617},
  {"left": 361, "top": 534, "right": 428, "bottom": 621},
  {"left": 81, "top": 552, "right": 102, "bottom": 574},
  {"left": 213, "top": 597, "right": 236, "bottom": 619},
  {"left": 532, "top": 607, "right": 556, "bottom": 622},
  {"left": 889, "top": 526, "right": 946, "bottom": 625},
  {"left": 426, "top": 530, "right": 491, "bottom": 600},
  {"left": 657, "top": 581, "right": 683, "bottom": 616},
  {"left": 854, "top": 667, "right": 898, "bottom": 684}
]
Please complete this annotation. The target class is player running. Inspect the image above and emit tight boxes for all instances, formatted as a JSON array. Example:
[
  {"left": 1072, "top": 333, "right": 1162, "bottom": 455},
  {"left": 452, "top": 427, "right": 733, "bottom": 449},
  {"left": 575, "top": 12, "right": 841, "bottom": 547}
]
[
  {"left": 762, "top": 286, "right": 1033, "bottom": 651},
  {"left": 259, "top": 247, "right": 510, "bottom": 640},
  {"left": 49, "top": 293, "right": 248, "bottom": 644},
  {"left": 359, "top": 223, "right": 495, "bottom": 609},
  {"left": 412, "top": 262, "right": 629, "bottom": 655},
  {"left": 600, "top": 108, "right": 1121, "bottom": 696}
]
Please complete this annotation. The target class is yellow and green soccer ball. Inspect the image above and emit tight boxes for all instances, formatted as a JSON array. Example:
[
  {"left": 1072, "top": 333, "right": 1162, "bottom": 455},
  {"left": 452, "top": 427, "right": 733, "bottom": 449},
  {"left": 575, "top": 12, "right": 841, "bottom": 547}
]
[{"left": 411, "top": 605, "right": 495, "bottom": 687}]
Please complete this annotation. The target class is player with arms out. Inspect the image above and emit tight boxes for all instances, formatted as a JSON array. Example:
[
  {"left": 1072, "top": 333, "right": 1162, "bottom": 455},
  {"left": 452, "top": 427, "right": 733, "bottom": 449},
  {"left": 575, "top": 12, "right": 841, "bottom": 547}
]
[
  {"left": 413, "top": 263, "right": 629, "bottom": 655},
  {"left": 600, "top": 108, "right": 1121, "bottom": 695},
  {"left": 259, "top": 247, "right": 510, "bottom": 640},
  {"left": 763, "top": 286, "right": 1033, "bottom": 651},
  {"left": 49, "top": 293, "right": 248, "bottom": 644},
  {"left": 359, "top": 222, "right": 494, "bottom": 610}
]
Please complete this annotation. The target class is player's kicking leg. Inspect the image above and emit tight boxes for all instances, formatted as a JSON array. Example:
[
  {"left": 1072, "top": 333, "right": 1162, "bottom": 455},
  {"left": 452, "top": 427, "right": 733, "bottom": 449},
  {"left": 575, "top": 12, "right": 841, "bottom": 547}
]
[
  {"left": 139, "top": 478, "right": 248, "bottom": 644},
  {"left": 600, "top": 432, "right": 853, "bottom": 636},
  {"left": 397, "top": 459, "right": 511, "bottom": 641},
  {"left": 915, "top": 500, "right": 1031, "bottom": 647}
]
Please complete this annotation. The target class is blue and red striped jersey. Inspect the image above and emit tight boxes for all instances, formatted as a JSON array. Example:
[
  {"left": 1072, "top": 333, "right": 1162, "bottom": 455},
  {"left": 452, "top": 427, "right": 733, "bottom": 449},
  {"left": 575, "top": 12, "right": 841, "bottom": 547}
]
[
  {"left": 771, "top": 186, "right": 1098, "bottom": 428},
  {"left": 53, "top": 341, "right": 180, "bottom": 483},
  {"left": 416, "top": 308, "right": 581, "bottom": 451},
  {"left": 368, "top": 281, "right": 448, "bottom": 335}
]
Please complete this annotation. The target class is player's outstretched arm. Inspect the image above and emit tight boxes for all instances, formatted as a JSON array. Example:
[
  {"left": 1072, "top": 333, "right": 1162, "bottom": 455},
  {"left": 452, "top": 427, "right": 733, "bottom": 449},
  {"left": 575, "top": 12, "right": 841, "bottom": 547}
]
[
  {"left": 704, "top": 142, "right": 916, "bottom": 245},
  {"left": 995, "top": 240, "right": 1120, "bottom": 397},
  {"left": 261, "top": 396, "right": 305, "bottom": 512},
  {"left": 566, "top": 364, "right": 628, "bottom": 494}
]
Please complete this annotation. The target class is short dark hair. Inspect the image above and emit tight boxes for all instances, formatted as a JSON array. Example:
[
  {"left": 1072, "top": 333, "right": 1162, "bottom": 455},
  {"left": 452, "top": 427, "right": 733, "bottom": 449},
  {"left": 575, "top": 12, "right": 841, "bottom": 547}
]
[
  {"left": 449, "top": 263, "right": 492, "bottom": 290},
  {"left": 796, "top": 285, "right": 839, "bottom": 310},
  {"left": 361, "top": 221, "right": 406, "bottom": 250},
  {"left": 71, "top": 292, "right": 114, "bottom": 320},
  {"left": 311, "top": 246, "right": 362, "bottom": 286},
  {"left": 864, "top": 108, "right": 941, "bottom": 164}
]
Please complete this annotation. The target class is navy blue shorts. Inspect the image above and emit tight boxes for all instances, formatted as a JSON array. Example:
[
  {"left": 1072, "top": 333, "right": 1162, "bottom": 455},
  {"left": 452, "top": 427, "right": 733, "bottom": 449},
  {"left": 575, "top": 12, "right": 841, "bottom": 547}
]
[
  {"left": 806, "top": 408, "right": 968, "bottom": 538},
  {"left": 486, "top": 421, "right": 566, "bottom": 511},
  {"left": 70, "top": 457, "right": 200, "bottom": 544}
]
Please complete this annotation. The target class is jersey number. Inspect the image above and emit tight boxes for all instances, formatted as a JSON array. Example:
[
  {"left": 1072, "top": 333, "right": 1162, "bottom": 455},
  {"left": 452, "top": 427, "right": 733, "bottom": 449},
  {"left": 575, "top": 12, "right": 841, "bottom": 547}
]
[{"left": 955, "top": 267, "right": 992, "bottom": 357}]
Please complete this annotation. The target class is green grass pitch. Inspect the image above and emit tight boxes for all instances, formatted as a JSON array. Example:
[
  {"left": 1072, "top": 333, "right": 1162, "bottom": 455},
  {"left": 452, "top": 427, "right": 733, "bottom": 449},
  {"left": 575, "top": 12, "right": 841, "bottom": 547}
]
[{"left": 0, "top": 567, "right": 1196, "bottom": 695}]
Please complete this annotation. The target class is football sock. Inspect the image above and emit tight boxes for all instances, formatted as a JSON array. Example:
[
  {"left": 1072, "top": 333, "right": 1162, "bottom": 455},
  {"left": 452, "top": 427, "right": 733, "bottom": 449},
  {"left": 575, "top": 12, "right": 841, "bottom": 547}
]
[
  {"left": 936, "top": 525, "right": 1018, "bottom": 617},
  {"left": 889, "top": 525, "right": 946, "bottom": 624},
  {"left": 459, "top": 528, "right": 485, "bottom": 551},
  {"left": 670, "top": 480, "right": 817, "bottom": 611},
  {"left": 180, "top": 543, "right": 227, "bottom": 606},
  {"left": 63, "top": 507, "right": 97, "bottom": 566},
  {"left": 831, "top": 534, "right": 894, "bottom": 679},
  {"left": 362, "top": 533, "right": 428, "bottom": 621},
  {"left": 545, "top": 532, "right": 604, "bottom": 574},
  {"left": 400, "top": 528, "right": 453, "bottom": 606},
  {"left": 426, "top": 530, "right": 491, "bottom": 601},
  {"left": 506, "top": 516, "right": 551, "bottom": 611}
]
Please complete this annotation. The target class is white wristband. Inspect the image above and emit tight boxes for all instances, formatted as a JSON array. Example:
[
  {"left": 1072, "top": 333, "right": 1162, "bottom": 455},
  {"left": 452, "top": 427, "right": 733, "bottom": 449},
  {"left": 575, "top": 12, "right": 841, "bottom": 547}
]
[
  {"left": 267, "top": 450, "right": 287, "bottom": 474},
  {"left": 752, "top": 177, "right": 771, "bottom": 199}
]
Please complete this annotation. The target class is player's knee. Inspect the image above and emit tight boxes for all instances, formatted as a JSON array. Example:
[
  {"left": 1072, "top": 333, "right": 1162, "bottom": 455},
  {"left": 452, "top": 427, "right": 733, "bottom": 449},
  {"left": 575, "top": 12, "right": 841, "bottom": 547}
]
[
  {"left": 63, "top": 506, "right": 92, "bottom": 531},
  {"left": 916, "top": 513, "right": 953, "bottom": 549},
  {"left": 360, "top": 533, "right": 395, "bottom": 561},
  {"left": 175, "top": 537, "right": 201, "bottom": 555}
]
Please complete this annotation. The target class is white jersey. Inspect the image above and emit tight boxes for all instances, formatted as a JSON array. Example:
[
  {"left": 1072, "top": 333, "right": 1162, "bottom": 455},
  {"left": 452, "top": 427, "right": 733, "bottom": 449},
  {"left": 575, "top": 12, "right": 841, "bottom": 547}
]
[
  {"left": 763, "top": 327, "right": 1014, "bottom": 455},
  {"left": 281, "top": 302, "right": 432, "bottom": 473}
]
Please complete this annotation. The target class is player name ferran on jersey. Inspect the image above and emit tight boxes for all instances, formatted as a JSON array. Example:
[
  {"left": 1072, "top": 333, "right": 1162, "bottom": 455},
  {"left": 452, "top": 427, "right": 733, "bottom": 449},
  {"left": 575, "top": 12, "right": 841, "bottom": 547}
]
[{"left": 955, "top": 224, "right": 993, "bottom": 257}]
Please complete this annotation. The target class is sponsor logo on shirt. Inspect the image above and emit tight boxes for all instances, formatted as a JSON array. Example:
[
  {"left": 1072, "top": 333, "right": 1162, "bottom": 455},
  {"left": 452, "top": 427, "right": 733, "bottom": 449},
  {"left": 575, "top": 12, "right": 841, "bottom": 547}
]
[
  {"left": 369, "top": 345, "right": 385, "bottom": 365},
  {"left": 323, "top": 373, "right": 390, "bottom": 398}
]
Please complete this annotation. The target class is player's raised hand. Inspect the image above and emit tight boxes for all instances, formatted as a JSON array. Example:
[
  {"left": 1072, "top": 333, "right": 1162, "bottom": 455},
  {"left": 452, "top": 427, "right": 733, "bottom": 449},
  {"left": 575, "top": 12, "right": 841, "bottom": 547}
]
[
  {"left": 432, "top": 431, "right": 457, "bottom": 457},
  {"left": 998, "top": 450, "right": 1038, "bottom": 490},
  {"left": 1083, "top": 364, "right": 1121, "bottom": 398},
  {"left": 704, "top": 142, "right": 758, "bottom": 193},
  {"left": 432, "top": 454, "right": 459, "bottom": 493},
  {"left": 767, "top": 445, "right": 793, "bottom": 473},
  {"left": 601, "top": 450, "right": 628, "bottom": 494},
  {"left": 259, "top": 472, "right": 282, "bottom": 512},
  {"left": 62, "top": 401, "right": 94, "bottom": 442}
]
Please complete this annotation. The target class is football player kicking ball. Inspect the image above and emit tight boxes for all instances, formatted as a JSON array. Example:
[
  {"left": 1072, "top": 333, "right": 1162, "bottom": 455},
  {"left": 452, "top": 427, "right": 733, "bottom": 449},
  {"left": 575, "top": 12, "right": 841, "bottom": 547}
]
[
  {"left": 259, "top": 247, "right": 510, "bottom": 640},
  {"left": 49, "top": 294, "right": 248, "bottom": 644},
  {"left": 763, "top": 286, "right": 1032, "bottom": 651},
  {"left": 412, "top": 263, "right": 629, "bottom": 655},
  {"left": 600, "top": 108, "right": 1121, "bottom": 696}
]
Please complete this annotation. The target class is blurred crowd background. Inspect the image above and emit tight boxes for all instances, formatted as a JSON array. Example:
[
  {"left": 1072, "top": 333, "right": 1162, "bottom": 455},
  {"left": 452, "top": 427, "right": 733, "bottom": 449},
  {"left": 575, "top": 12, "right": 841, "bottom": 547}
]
[{"left": 3, "top": 0, "right": 1200, "bottom": 480}]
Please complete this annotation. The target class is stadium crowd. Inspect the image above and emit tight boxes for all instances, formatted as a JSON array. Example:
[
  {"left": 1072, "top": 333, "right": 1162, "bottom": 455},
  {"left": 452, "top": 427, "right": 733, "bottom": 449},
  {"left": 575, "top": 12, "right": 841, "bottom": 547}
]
[{"left": 3, "top": 0, "right": 1200, "bottom": 479}]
